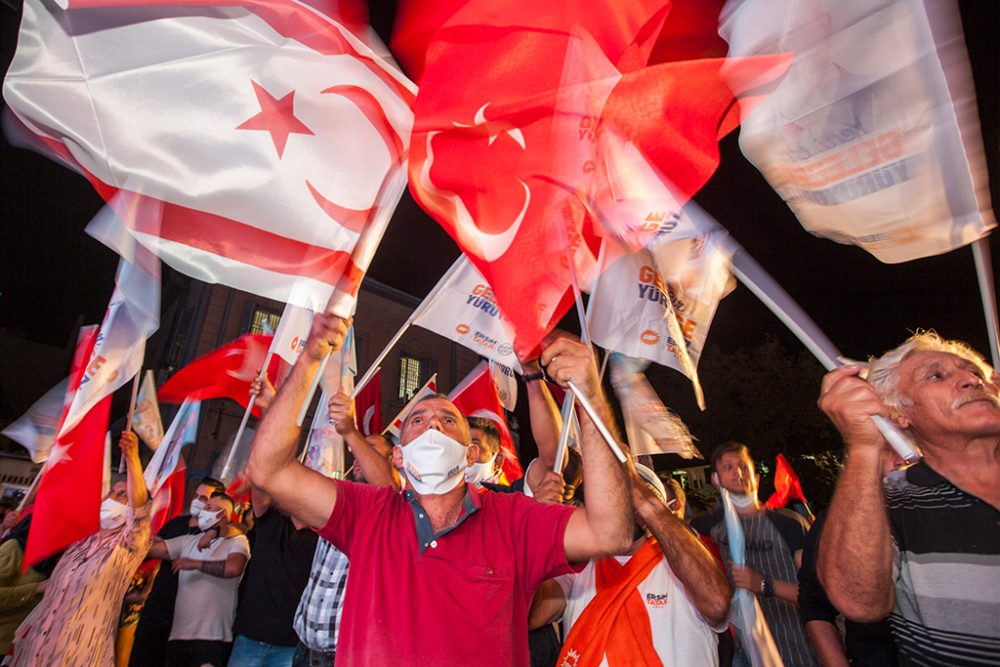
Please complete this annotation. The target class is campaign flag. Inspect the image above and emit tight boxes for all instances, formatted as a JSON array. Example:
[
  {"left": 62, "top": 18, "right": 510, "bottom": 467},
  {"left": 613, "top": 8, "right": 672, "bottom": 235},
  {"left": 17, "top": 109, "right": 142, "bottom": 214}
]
[
  {"left": 303, "top": 328, "right": 357, "bottom": 477},
  {"left": 354, "top": 369, "right": 382, "bottom": 437},
  {"left": 57, "top": 240, "right": 160, "bottom": 438},
  {"left": 150, "top": 456, "right": 187, "bottom": 535},
  {"left": 271, "top": 300, "right": 317, "bottom": 367},
  {"left": 722, "top": 489, "right": 785, "bottom": 667},
  {"left": 411, "top": 256, "right": 522, "bottom": 371},
  {"left": 158, "top": 335, "right": 281, "bottom": 415},
  {"left": 132, "top": 370, "right": 164, "bottom": 450},
  {"left": 383, "top": 374, "right": 438, "bottom": 440},
  {"left": 764, "top": 453, "right": 811, "bottom": 512},
  {"left": 145, "top": 399, "right": 201, "bottom": 496},
  {"left": 489, "top": 360, "right": 518, "bottom": 412},
  {"left": 722, "top": 0, "right": 994, "bottom": 263},
  {"left": 609, "top": 354, "right": 700, "bottom": 459},
  {"left": 3, "top": 0, "right": 415, "bottom": 314},
  {"left": 25, "top": 326, "right": 112, "bottom": 567},
  {"left": 449, "top": 362, "right": 523, "bottom": 483},
  {"left": 2, "top": 379, "right": 68, "bottom": 464}
]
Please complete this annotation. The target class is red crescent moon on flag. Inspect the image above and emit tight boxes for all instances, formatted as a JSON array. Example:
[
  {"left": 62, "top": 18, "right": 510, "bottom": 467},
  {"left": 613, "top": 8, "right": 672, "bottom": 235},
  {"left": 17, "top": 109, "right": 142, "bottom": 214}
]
[
  {"left": 305, "top": 85, "right": 406, "bottom": 233},
  {"left": 418, "top": 131, "right": 530, "bottom": 262}
]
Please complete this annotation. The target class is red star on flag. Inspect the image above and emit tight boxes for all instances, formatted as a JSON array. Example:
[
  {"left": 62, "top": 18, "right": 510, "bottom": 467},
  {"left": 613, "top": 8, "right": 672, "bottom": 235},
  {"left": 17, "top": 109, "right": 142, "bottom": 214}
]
[{"left": 237, "top": 81, "right": 314, "bottom": 158}]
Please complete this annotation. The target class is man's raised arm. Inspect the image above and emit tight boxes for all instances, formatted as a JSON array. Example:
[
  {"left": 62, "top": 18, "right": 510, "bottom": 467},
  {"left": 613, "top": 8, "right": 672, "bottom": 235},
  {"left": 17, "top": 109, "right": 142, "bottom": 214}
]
[
  {"left": 816, "top": 365, "right": 895, "bottom": 621},
  {"left": 540, "top": 334, "right": 633, "bottom": 562},
  {"left": 246, "top": 313, "right": 348, "bottom": 529}
]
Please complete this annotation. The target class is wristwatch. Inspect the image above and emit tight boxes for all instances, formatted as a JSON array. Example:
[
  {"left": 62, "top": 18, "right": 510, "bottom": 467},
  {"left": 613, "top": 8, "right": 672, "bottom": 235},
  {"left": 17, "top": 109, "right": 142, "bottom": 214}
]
[{"left": 761, "top": 574, "right": 774, "bottom": 598}]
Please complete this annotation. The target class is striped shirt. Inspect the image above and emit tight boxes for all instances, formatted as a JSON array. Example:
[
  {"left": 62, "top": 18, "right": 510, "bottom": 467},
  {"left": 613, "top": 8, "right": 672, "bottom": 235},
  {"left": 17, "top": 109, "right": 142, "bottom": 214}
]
[
  {"left": 293, "top": 538, "right": 349, "bottom": 651},
  {"left": 695, "top": 508, "right": 819, "bottom": 667},
  {"left": 884, "top": 461, "right": 1000, "bottom": 666}
]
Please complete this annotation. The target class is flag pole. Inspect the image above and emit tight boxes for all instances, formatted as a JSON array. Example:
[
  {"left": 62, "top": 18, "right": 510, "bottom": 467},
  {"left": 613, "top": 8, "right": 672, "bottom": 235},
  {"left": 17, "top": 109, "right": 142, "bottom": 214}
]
[
  {"left": 16, "top": 467, "right": 43, "bottom": 514},
  {"left": 566, "top": 381, "right": 627, "bottom": 463},
  {"left": 222, "top": 347, "right": 275, "bottom": 480},
  {"left": 118, "top": 370, "right": 142, "bottom": 473},
  {"left": 722, "top": 235, "right": 920, "bottom": 462},
  {"left": 352, "top": 256, "right": 465, "bottom": 399},
  {"left": 971, "top": 238, "right": 1000, "bottom": 369}
]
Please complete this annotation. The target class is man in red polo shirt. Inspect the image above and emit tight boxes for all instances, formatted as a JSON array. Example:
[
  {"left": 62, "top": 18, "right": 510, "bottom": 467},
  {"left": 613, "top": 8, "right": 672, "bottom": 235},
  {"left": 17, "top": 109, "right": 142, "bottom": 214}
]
[{"left": 248, "top": 314, "right": 634, "bottom": 666}]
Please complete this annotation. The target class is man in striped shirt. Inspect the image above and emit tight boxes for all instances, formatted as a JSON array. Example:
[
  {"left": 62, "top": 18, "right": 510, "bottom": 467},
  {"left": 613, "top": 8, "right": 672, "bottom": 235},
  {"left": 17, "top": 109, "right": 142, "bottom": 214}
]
[
  {"left": 818, "top": 332, "right": 1000, "bottom": 665},
  {"left": 693, "top": 442, "right": 819, "bottom": 667}
]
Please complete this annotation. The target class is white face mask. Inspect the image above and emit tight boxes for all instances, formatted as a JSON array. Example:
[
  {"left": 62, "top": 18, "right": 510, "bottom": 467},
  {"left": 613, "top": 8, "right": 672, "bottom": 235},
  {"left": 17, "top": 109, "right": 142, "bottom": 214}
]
[
  {"left": 465, "top": 453, "right": 499, "bottom": 486},
  {"left": 189, "top": 498, "right": 206, "bottom": 517},
  {"left": 100, "top": 498, "right": 128, "bottom": 530},
  {"left": 729, "top": 492, "right": 757, "bottom": 509},
  {"left": 400, "top": 429, "right": 469, "bottom": 495},
  {"left": 197, "top": 508, "right": 225, "bottom": 532}
]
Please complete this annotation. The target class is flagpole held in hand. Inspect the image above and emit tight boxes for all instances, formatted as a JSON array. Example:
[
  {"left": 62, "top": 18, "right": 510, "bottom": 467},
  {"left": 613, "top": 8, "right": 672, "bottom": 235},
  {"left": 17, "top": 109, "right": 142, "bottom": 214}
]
[
  {"left": 552, "top": 391, "right": 576, "bottom": 474},
  {"left": 118, "top": 371, "right": 142, "bottom": 473},
  {"left": 222, "top": 347, "right": 274, "bottom": 480},
  {"left": 722, "top": 235, "right": 920, "bottom": 463},
  {"left": 566, "top": 381, "right": 627, "bottom": 463},
  {"left": 971, "top": 238, "right": 1000, "bottom": 369}
]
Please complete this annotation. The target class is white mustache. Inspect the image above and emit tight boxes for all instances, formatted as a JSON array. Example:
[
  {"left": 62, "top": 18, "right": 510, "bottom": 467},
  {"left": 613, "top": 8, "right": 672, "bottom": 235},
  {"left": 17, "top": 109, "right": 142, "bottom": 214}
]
[{"left": 951, "top": 391, "right": 1000, "bottom": 409}]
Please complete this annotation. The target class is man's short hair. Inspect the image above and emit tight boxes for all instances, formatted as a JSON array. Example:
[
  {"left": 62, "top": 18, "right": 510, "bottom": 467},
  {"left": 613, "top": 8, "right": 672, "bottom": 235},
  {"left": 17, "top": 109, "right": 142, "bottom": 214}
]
[
  {"left": 199, "top": 476, "right": 226, "bottom": 496},
  {"left": 867, "top": 331, "right": 992, "bottom": 408},
  {"left": 401, "top": 393, "right": 469, "bottom": 431},
  {"left": 208, "top": 491, "right": 235, "bottom": 510},
  {"left": 710, "top": 441, "right": 752, "bottom": 475},
  {"left": 467, "top": 417, "right": 501, "bottom": 455}
]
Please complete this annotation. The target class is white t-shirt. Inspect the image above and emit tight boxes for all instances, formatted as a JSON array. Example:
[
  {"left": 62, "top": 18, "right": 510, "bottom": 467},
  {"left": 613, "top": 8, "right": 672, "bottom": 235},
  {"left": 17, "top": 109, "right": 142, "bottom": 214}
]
[
  {"left": 556, "top": 548, "right": 723, "bottom": 667},
  {"left": 164, "top": 532, "right": 251, "bottom": 642}
]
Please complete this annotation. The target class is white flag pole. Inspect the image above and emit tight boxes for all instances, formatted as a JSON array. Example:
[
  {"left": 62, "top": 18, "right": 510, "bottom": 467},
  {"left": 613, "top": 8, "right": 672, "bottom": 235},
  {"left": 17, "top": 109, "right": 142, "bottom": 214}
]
[
  {"left": 222, "top": 345, "right": 275, "bottom": 480},
  {"left": 552, "top": 391, "right": 576, "bottom": 473},
  {"left": 352, "top": 256, "right": 465, "bottom": 399},
  {"left": 118, "top": 370, "right": 142, "bottom": 472},
  {"left": 971, "top": 238, "right": 1000, "bottom": 369},
  {"left": 16, "top": 468, "right": 43, "bottom": 513},
  {"left": 722, "top": 235, "right": 920, "bottom": 463},
  {"left": 567, "top": 381, "right": 627, "bottom": 463}
]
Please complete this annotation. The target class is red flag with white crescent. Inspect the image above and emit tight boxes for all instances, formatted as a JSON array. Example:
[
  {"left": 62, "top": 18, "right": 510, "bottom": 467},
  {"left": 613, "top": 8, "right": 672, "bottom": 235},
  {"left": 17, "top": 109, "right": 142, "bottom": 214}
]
[{"left": 449, "top": 362, "right": 523, "bottom": 483}]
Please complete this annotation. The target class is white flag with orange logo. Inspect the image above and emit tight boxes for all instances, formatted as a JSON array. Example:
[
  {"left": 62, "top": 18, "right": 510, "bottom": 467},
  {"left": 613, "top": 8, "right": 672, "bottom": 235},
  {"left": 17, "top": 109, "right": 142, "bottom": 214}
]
[{"left": 411, "top": 256, "right": 522, "bottom": 372}]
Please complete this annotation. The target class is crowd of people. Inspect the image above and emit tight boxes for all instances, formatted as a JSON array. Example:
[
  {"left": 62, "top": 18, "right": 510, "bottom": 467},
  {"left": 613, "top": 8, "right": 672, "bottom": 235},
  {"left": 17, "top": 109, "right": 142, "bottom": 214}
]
[{"left": 0, "top": 317, "right": 997, "bottom": 666}]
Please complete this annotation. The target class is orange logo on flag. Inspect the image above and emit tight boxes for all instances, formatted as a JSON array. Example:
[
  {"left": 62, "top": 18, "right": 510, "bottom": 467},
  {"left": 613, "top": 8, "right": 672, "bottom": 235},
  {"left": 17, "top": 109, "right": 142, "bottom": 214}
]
[
  {"left": 639, "top": 330, "right": 660, "bottom": 345},
  {"left": 456, "top": 323, "right": 470, "bottom": 335}
]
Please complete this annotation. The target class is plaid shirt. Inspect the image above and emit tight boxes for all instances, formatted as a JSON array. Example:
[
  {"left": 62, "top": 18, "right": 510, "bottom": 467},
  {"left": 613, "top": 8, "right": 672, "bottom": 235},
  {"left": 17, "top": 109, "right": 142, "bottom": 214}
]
[{"left": 293, "top": 538, "right": 350, "bottom": 650}]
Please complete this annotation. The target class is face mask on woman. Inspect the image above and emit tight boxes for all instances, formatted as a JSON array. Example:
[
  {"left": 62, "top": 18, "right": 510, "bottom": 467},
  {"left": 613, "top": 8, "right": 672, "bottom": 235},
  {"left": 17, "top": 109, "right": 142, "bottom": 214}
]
[{"left": 99, "top": 498, "right": 128, "bottom": 530}]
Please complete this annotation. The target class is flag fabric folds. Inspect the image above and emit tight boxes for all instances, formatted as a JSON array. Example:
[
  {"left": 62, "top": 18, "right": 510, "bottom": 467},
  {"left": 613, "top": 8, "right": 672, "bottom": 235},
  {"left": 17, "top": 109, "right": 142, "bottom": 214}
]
[
  {"left": 132, "top": 370, "right": 165, "bottom": 450},
  {"left": 157, "top": 335, "right": 281, "bottom": 415},
  {"left": 764, "top": 453, "right": 810, "bottom": 512},
  {"left": 3, "top": 0, "right": 415, "bottom": 314},
  {"left": 722, "top": 0, "right": 995, "bottom": 263},
  {"left": 1, "top": 379, "right": 68, "bottom": 464},
  {"left": 411, "top": 256, "right": 522, "bottom": 371},
  {"left": 489, "top": 360, "right": 518, "bottom": 412},
  {"left": 354, "top": 369, "right": 382, "bottom": 437},
  {"left": 449, "top": 362, "right": 523, "bottom": 483},
  {"left": 150, "top": 457, "right": 187, "bottom": 535},
  {"left": 145, "top": 399, "right": 201, "bottom": 497},
  {"left": 304, "top": 328, "right": 357, "bottom": 477},
  {"left": 25, "top": 326, "right": 111, "bottom": 567}
]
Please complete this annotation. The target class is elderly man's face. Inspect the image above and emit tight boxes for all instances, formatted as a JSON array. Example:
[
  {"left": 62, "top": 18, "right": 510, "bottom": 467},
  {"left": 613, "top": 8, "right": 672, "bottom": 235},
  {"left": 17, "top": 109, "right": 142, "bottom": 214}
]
[
  {"left": 895, "top": 351, "right": 1000, "bottom": 441},
  {"left": 399, "top": 398, "right": 470, "bottom": 447}
]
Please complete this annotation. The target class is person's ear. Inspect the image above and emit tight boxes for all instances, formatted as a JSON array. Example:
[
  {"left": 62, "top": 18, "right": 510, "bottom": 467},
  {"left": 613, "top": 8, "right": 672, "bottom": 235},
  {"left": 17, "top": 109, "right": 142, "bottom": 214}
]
[
  {"left": 392, "top": 445, "right": 404, "bottom": 470},
  {"left": 890, "top": 410, "right": 910, "bottom": 430},
  {"left": 466, "top": 442, "right": 481, "bottom": 468}
]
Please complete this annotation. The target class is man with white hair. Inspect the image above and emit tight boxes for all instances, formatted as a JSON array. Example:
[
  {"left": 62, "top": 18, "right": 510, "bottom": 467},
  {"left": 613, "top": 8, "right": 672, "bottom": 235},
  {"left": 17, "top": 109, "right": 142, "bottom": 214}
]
[
  {"left": 247, "top": 314, "right": 634, "bottom": 666},
  {"left": 817, "top": 331, "right": 1000, "bottom": 665},
  {"left": 531, "top": 464, "right": 731, "bottom": 666}
]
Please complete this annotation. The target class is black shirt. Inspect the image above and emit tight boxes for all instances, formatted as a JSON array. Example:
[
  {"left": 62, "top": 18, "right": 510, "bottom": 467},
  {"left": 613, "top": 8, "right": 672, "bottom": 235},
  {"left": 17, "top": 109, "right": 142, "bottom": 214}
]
[{"left": 233, "top": 507, "right": 318, "bottom": 646}]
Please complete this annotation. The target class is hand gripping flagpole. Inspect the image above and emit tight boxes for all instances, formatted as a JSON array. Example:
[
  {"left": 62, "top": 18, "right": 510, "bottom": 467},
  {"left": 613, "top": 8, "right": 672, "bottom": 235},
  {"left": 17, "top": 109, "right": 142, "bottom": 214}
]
[
  {"left": 971, "top": 238, "right": 1000, "bottom": 369},
  {"left": 720, "top": 235, "right": 920, "bottom": 463}
]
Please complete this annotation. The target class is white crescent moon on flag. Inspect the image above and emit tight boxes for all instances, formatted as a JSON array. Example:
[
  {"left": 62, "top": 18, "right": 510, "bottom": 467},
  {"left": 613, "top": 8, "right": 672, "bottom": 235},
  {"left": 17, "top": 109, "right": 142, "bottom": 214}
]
[
  {"left": 469, "top": 408, "right": 511, "bottom": 439},
  {"left": 419, "top": 131, "right": 530, "bottom": 262},
  {"left": 363, "top": 405, "right": 375, "bottom": 435}
]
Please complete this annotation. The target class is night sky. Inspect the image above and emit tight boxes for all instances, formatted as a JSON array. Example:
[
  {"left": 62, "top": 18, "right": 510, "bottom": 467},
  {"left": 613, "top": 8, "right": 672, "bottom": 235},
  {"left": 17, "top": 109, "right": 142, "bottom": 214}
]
[{"left": 1, "top": 1, "right": 998, "bottom": 408}]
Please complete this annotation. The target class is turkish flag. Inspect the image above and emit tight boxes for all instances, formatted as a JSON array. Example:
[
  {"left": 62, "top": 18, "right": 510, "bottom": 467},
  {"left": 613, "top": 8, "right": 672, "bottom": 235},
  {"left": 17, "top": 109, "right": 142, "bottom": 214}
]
[
  {"left": 25, "top": 326, "right": 111, "bottom": 567},
  {"left": 4, "top": 0, "right": 414, "bottom": 316},
  {"left": 158, "top": 335, "right": 283, "bottom": 415},
  {"left": 354, "top": 369, "right": 382, "bottom": 437},
  {"left": 765, "top": 454, "right": 810, "bottom": 513},
  {"left": 150, "top": 457, "right": 187, "bottom": 535},
  {"left": 449, "top": 362, "right": 523, "bottom": 483}
]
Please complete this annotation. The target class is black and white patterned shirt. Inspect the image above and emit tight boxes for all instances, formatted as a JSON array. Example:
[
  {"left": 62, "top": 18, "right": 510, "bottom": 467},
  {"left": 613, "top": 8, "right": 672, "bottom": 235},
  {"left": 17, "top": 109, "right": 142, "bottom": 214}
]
[{"left": 293, "top": 538, "right": 349, "bottom": 651}]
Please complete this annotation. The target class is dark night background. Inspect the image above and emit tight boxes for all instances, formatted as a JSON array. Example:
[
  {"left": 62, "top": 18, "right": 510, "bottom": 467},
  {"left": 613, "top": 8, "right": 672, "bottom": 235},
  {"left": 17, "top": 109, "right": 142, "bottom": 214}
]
[{"left": 1, "top": 0, "right": 997, "bottom": 503}]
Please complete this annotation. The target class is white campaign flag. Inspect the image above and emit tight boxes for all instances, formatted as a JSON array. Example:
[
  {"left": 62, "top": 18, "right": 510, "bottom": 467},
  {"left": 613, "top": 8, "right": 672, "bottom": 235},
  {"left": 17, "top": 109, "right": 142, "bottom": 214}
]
[
  {"left": 145, "top": 399, "right": 200, "bottom": 496},
  {"left": 58, "top": 238, "right": 160, "bottom": 438},
  {"left": 722, "top": 0, "right": 994, "bottom": 263},
  {"left": 1, "top": 379, "right": 68, "bottom": 464},
  {"left": 412, "top": 257, "right": 522, "bottom": 372},
  {"left": 271, "top": 299, "right": 317, "bottom": 367},
  {"left": 489, "top": 360, "right": 518, "bottom": 412},
  {"left": 303, "top": 328, "right": 357, "bottom": 477},
  {"left": 609, "top": 354, "right": 700, "bottom": 459},
  {"left": 3, "top": 0, "right": 415, "bottom": 314},
  {"left": 132, "top": 370, "right": 164, "bottom": 450}
]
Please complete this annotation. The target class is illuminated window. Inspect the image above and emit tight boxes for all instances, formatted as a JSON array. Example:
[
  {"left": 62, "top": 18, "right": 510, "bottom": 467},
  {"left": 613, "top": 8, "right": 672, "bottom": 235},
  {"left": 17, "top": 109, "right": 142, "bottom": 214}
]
[
  {"left": 399, "top": 356, "right": 422, "bottom": 401},
  {"left": 248, "top": 306, "right": 281, "bottom": 336}
]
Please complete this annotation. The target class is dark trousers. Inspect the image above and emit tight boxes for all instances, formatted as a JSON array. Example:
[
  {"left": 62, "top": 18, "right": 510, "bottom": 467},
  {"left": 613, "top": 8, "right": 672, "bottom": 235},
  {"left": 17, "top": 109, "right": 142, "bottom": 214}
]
[
  {"left": 165, "top": 639, "right": 233, "bottom": 667},
  {"left": 291, "top": 642, "right": 336, "bottom": 667}
]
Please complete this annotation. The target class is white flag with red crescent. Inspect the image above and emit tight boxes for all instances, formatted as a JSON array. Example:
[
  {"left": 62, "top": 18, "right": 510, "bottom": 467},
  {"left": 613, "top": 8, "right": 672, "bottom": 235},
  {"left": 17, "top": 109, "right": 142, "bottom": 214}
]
[{"left": 3, "top": 0, "right": 415, "bottom": 314}]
